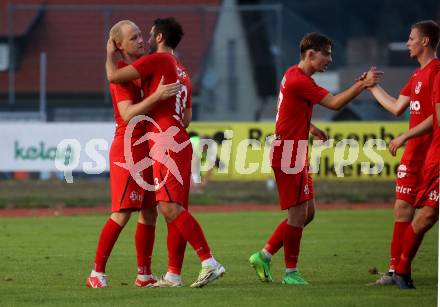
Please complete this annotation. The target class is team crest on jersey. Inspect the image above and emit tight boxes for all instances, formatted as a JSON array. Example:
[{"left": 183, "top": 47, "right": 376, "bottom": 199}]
[
  {"left": 415, "top": 81, "right": 422, "bottom": 94},
  {"left": 129, "top": 191, "right": 143, "bottom": 202},
  {"left": 177, "top": 67, "right": 187, "bottom": 79},
  {"left": 397, "top": 164, "right": 407, "bottom": 178},
  {"left": 304, "top": 184, "right": 309, "bottom": 195}
]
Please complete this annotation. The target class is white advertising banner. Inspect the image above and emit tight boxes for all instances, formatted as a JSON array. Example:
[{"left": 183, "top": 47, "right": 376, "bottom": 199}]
[{"left": 0, "top": 123, "right": 116, "bottom": 171}]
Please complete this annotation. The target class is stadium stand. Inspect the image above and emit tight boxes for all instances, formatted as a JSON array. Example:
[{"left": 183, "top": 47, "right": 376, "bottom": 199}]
[
  {"left": 1, "top": 0, "right": 439, "bottom": 121},
  {"left": 0, "top": 0, "right": 220, "bottom": 118}
]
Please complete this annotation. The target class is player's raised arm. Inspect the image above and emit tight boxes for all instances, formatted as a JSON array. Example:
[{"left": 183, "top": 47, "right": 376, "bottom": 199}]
[
  {"left": 369, "top": 86, "right": 410, "bottom": 116},
  {"left": 117, "top": 76, "right": 181, "bottom": 123},
  {"left": 106, "top": 38, "right": 141, "bottom": 83},
  {"left": 319, "top": 67, "right": 383, "bottom": 110}
]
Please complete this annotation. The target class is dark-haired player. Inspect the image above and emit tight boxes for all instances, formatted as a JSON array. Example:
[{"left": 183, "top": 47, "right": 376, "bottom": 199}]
[
  {"left": 86, "top": 20, "right": 180, "bottom": 288},
  {"left": 249, "top": 32, "right": 382, "bottom": 285},
  {"left": 106, "top": 18, "right": 225, "bottom": 288}
]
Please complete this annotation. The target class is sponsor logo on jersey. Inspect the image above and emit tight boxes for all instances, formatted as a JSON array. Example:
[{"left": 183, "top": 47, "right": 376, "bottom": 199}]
[
  {"left": 396, "top": 185, "right": 412, "bottom": 195},
  {"left": 409, "top": 100, "right": 421, "bottom": 111},
  {"left": 409, "top": 100, "right": 421, "bottom": 114},
  {"left": 415, "top": 81, "right": 422, "bottom": 94},
  {"left": 397, "top": 164, "right": 407, "bottom": 178},
  {"left": 177, "top": 67, "right": 187, "bottom": 79}
]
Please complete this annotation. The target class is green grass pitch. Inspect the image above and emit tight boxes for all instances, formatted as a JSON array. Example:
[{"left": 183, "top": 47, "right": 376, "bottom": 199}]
[{"left": 0, "top": 209, "right": 437, "bottom": 306}]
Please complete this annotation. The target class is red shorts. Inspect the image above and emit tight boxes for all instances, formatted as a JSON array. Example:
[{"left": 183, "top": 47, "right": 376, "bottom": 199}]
[
  {"left": 109, "top": 137, "right": 156, "bottom": 213},
  {"left": 395, "top": 160, "right": 423, "bottom": 205},
  {"left": 272, "top": 166, "right": 314, "bottom": 210},
  {"left": 413, "top": 164, "right": 439, "bottom": 209},
  {"left": 151, "top": 132, "right": 192, "bottom": 210}
]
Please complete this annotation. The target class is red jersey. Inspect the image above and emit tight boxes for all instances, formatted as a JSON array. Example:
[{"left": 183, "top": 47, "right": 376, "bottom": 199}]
[
  {"left": 425, "top": 71, "right": 440, "bottom": 168},
  {"left": 400, "top": 59, "right": 440, "bottom": 163},
  {"left": 110, "top": 61, "right": 145, "bottom": 138},
  {"left": 272, "top": 65, "right": 329, "bottom": 167},
  {"left": 132, "top": 52, "right": 192, "bottom": 133}
]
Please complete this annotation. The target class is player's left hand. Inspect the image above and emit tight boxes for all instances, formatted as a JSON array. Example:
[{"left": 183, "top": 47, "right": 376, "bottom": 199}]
[
  {"left": 388, "top": 135, "right": 406, "bottom": 156},
  {"left": 362, "top": 67, "right": 384, "bottom": 88},
  {"left": 106, "top": 38, "right": 118, "bottom": 55},
  {"left": 155, "top": 76, "right": 181, "bottom": 100}
]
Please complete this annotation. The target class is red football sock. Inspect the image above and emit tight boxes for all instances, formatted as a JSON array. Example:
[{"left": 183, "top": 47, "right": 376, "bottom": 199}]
[
  {"left": 389, "top": 221, "right": 410, "bottom": 271},
  {"left": 283, "top": 224, "right": 303, "bottom": 269},
  {"left": 167, "top": 222, "right": 187, "bottom": 274},
  {"left": 264, "top": 218, "right": 287, "bottom": 255},
  {"left": 397, "top": 224, "right": 424, "bottom": 274},
  {"left": 171, "top": 210, "right": 212, "bottom": 262},
  {"left": 93, "top": 218, "right": 123, "bottom": 273},
  {"left": 135, "top": 223, "right": 155, "bottom": 275}
]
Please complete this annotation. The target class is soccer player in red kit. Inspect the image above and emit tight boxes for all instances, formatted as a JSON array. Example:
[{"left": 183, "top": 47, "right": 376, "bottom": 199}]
[
  {"left": 106, "top": 18, "right": 225, "bottom": 288},
  {"left": 249, "top": 32, "right": 382, "bottom": 285},
  {"left": 387, "top": 71, "right": 440, "bottom": 289},
  {"left": 367, "top": 20, "right": 440, "bottom": 285},
  {"left": 86, "top": 20, "right": 181, "bottom": 288}
]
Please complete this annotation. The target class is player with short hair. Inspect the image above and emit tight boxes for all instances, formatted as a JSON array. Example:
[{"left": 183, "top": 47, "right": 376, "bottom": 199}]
[
  {"left": 106, "top": 17, "right": 225, "bottom": 288},
  {"left": 387, "top": 71, "right": 440, "bottom": 289},
  {"left": 367, "top": 20, "right": 440, "bottom": 285},
  {"left": 86, "top": 20, "right": 181, "bottom": 288},
  {"left": 249, "top": 32, "right": 382, "bottom": 285}
]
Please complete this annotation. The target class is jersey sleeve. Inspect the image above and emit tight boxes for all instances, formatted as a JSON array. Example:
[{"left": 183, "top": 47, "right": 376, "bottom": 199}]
[
  {"left": 111, "top": 82, "right": 135, "bottom": 104},
  {"left": 433, "top": 73, "right": 440, "bottom": 104},
  {"left": 294, "top": 76, "right": 329, "bottom": 105},
  {"left": 131, "top": 54, "right": 157, "bottom": 80},
  {"left": 400, "top": 76, "right": 412, "bottom": 97}
]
